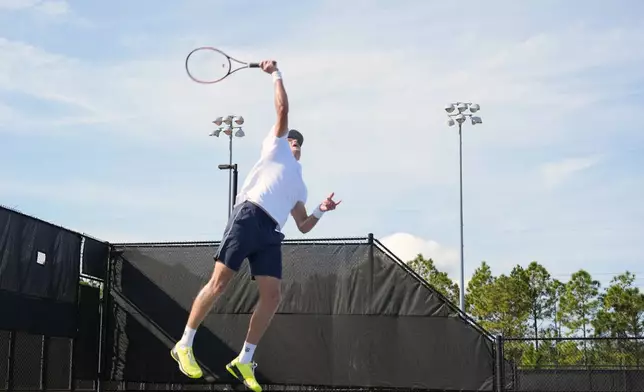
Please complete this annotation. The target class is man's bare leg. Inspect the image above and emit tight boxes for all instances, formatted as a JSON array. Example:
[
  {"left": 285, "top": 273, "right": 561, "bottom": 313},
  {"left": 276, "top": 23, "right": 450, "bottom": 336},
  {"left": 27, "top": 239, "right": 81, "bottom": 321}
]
[
  {"left": 171, "top": 261, "right": 235, "bottom": 379},
  {"left": 236, "top": 275, "right": 282, "bottom": 364},
  {"left": 177, "top": 261, "right": 235, "bottom": 348}
]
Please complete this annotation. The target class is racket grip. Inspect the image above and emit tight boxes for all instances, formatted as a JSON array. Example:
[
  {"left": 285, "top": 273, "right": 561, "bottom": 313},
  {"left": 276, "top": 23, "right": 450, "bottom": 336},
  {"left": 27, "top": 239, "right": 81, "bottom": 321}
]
[{"left": 249, "top": 63, "right": 260, "bottom": 68}]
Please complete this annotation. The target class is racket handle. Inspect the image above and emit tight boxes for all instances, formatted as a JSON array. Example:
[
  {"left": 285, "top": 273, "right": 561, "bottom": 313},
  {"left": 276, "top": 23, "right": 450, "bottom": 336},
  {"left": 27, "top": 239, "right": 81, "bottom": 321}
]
[{"left": 248, "top": 61, "right": 276, "bottom": 68}]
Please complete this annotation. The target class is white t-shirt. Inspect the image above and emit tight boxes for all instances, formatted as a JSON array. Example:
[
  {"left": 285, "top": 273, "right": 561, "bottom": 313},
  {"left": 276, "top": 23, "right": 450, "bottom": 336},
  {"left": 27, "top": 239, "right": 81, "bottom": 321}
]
[{"left": 235, "top": 127, "right": 307, "bottom": 230}]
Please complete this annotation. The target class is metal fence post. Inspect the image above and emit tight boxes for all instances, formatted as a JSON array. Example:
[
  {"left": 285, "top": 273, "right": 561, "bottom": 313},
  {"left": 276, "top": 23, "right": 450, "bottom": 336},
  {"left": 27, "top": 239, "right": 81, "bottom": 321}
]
[
  {"left": 70, "top": 337, "right": 76, "bottom": 392},
  {"left": 495, "top": 335, "right": 505, "bottom": 392},
  {"left": 40, "top": 335, "right": 49, "bottom": 391},
  {"left": 97, "top": 247, "right": 114, "bottom": 392},
  {"left": 367, "top": 233, "right": 374, "bottom": 315},
  {"left": 6, "top": 330, "right": 15, "bottom": 392}
]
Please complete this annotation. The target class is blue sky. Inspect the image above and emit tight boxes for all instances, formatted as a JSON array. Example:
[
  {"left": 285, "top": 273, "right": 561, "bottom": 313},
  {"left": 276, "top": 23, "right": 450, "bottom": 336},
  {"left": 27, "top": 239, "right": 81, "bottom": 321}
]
[{"left": 1, "top": 0, "right": 643, "bottom": 291}]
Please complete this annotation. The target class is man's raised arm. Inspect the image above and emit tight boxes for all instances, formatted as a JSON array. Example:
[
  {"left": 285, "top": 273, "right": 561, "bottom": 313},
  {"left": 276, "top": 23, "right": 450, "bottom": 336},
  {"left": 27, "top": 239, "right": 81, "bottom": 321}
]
[{"left": 260, "top": 60, "right": 288, "bottom": 138}]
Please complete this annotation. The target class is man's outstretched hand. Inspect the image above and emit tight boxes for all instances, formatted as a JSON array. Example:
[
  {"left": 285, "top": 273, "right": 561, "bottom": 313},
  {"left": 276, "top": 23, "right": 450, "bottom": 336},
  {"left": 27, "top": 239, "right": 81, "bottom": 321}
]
[
  {"left": 320, "top": 192, "right": 341, "bottom": 212},
  {"left": 260, "top": 60, "right": 277, "bottom": 74}
]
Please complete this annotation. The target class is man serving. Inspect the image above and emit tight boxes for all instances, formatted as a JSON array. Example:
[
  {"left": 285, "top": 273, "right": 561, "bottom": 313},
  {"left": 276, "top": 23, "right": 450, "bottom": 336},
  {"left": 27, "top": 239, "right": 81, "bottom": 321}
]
[{"left": 170, "top": 59, "right": 341, "bottom": 392}]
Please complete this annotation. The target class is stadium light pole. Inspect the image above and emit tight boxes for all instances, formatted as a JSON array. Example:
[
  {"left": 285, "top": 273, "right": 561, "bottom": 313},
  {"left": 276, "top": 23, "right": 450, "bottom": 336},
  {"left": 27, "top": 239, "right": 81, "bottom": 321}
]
[
  {"left": 444, "top": 102, "right": 482, "bottom": 313},
  {"left": 210, "top": 115, "right": 245, "bottom": 217}
]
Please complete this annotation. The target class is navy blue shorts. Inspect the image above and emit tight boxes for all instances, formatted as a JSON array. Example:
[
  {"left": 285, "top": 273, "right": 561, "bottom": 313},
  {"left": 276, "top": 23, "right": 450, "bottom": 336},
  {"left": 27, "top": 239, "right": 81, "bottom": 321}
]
[{"left": 214, "top": 201, "right": 285, "bottom": 279}]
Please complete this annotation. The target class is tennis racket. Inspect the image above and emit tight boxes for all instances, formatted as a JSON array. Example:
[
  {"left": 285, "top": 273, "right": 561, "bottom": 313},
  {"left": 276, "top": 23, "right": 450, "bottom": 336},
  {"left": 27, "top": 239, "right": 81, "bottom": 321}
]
[{"left": 185, "top": 47, "right": 268, "bottom": 84}]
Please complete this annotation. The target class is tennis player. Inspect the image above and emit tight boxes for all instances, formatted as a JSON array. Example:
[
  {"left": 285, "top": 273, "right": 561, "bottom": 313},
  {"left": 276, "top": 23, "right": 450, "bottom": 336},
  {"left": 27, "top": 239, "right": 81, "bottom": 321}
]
[{"left": 170, "top": 59, "right": 341, "bottom": 392}]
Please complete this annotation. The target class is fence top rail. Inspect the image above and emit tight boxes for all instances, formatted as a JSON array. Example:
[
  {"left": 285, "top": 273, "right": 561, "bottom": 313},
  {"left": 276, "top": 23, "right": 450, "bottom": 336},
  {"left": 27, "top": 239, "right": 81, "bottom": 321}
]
[
  {"left": 503, "top": 336, "right": 644, "bottom": 341},
  {"left": 517, "top": 365, "right": 644, "bottom": 370},
  {"left": 79, "top": 273, "right": 104, "bottom": 284},
  {"left": 112, "top": 236, "right": 371, "bottom": 248}
]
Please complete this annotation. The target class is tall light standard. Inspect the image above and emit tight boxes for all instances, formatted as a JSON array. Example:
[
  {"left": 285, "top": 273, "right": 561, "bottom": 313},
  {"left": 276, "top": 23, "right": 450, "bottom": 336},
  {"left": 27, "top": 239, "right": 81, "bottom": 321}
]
[
  {"left": 445, "top": 102, "right": 482, "bottom": 313},
  {"left": 210, "top": 115, "right": 245, "bottom": 217}
]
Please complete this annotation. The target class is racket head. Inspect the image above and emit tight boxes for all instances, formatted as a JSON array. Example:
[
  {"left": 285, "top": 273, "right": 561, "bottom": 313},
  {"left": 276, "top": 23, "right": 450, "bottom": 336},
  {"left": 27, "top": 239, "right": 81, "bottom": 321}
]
[{"left": 185, "top": 47, "right": 234, "bottom": 84}]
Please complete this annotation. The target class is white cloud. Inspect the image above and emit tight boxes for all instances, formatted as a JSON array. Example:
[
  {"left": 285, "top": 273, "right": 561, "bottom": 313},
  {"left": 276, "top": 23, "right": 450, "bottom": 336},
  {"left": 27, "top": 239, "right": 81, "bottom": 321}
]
[
  {"left": 1, "top": 20, "right": 639, "bottom": 157},
  {"left": 0, "top": 0, "right": 39, "bottom": 10},
  {"left": 0, "top": 177, "right": 218, "bottom": 219},
  {"left": 0, "top": 0, "right": 69, "bottom": 15},
  {"left": 379, "top": 232, "right": 459, "bottom": 277},
  {"left": 34, "top": 0, "right": 68, "bottom": 16},
  {"left": 0, "top": 176, "right": 230, "bottom": 243},
  {"left": 0, "top": 24, "right": 626, "bottom": 209},
  {"left": 0, "top": 102, "right": 15, "bottom": 124},
  {"left": 540, "top": 155, "right": 601, "bottom": 189}
]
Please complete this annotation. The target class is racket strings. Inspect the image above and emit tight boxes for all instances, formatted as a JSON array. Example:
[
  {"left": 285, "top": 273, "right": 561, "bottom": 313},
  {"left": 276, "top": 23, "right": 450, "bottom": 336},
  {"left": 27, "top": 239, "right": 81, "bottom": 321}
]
[{"left": 186, "top": 48, "right": 231, "bottom": 83}]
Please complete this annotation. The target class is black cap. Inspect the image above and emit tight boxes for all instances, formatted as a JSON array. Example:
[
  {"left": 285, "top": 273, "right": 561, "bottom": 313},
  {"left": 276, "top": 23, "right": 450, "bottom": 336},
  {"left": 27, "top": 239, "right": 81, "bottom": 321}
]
[{"left": 287, "top": 129, "right": 303, "bottom": 146}]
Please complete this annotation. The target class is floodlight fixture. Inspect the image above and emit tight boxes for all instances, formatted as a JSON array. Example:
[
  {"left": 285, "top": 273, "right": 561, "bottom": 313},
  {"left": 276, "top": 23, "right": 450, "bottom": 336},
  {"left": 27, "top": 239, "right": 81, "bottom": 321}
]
[
  {"left": 210, "top": 114, "right": 246, "bottom": 139},
  {"left": 445, "top": 102, "right": 483, "bottom": 127}
]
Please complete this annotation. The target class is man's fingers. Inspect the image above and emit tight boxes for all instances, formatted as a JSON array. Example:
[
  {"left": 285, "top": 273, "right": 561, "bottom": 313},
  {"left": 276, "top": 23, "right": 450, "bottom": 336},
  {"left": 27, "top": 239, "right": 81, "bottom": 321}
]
[
  {"left": 327, "top": 200, "right": 341, "bottom": 209},
  {"left": 321, "top": 192, "right": 340, "bottom": 210}
]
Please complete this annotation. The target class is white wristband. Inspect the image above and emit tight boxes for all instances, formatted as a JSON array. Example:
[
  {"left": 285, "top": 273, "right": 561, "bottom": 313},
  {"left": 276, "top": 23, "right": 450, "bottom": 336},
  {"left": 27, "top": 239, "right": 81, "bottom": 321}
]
[
  {"left": 272, "top": 70, "right": 282, "bottom": 82},
  {"left": 312, "top": 205, "right": 325, "bottom": 219}
]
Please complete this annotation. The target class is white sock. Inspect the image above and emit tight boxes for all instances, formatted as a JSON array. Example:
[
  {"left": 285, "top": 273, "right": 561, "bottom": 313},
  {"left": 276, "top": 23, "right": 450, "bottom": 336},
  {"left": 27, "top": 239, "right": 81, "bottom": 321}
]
[
  {"left": 178, "top": 327, "right": 196, "bottom": 348},
  {"left": 238, "top": 341, "right": 256, "bottom": 363}
]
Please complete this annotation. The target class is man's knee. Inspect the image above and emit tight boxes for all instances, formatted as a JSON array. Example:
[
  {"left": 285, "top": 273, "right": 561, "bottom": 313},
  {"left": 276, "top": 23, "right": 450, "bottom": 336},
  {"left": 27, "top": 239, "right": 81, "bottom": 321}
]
[
  {"left": 263, "top": 286, "right": 282, "bottom": 306},
  {"left": 206, "top": 260, "right": 234, "bottom": 296},
  {"left": 257, "top": 277, "right": 282, "bottom": 307}
]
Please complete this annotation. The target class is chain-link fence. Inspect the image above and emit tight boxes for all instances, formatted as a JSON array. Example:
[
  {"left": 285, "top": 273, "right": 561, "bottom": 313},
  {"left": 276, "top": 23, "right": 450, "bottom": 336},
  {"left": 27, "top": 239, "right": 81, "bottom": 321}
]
[
  {"left": 3, "top": 202, "right": 502, "bottom": 391},
  {"left": 1, "top": 199, "right": 508, "bottom": 392},
  {"left": 100, "top": 237, "right": 495, "bottom": 391},
  {"left": 0, "top": 331, "right": 73, "bottom": 391},
  {"left": 0, "top": 283, "right": 103, "bottom": 392},
  {"left": 4, "top": 235, "right": 496, "bottom": 392},
  {"left": 500, "top": 337, "right": 644, "bottom": 391}
]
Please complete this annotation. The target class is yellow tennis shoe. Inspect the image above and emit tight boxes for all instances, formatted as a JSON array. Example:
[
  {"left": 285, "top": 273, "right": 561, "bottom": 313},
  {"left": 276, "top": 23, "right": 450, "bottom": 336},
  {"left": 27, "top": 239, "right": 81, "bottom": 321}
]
[
  {"left": 170, "top": 344, "right": 203, "bottom": 379},
  {"left": 226, "top": 357, "right": 262, "bottom": 392}
]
